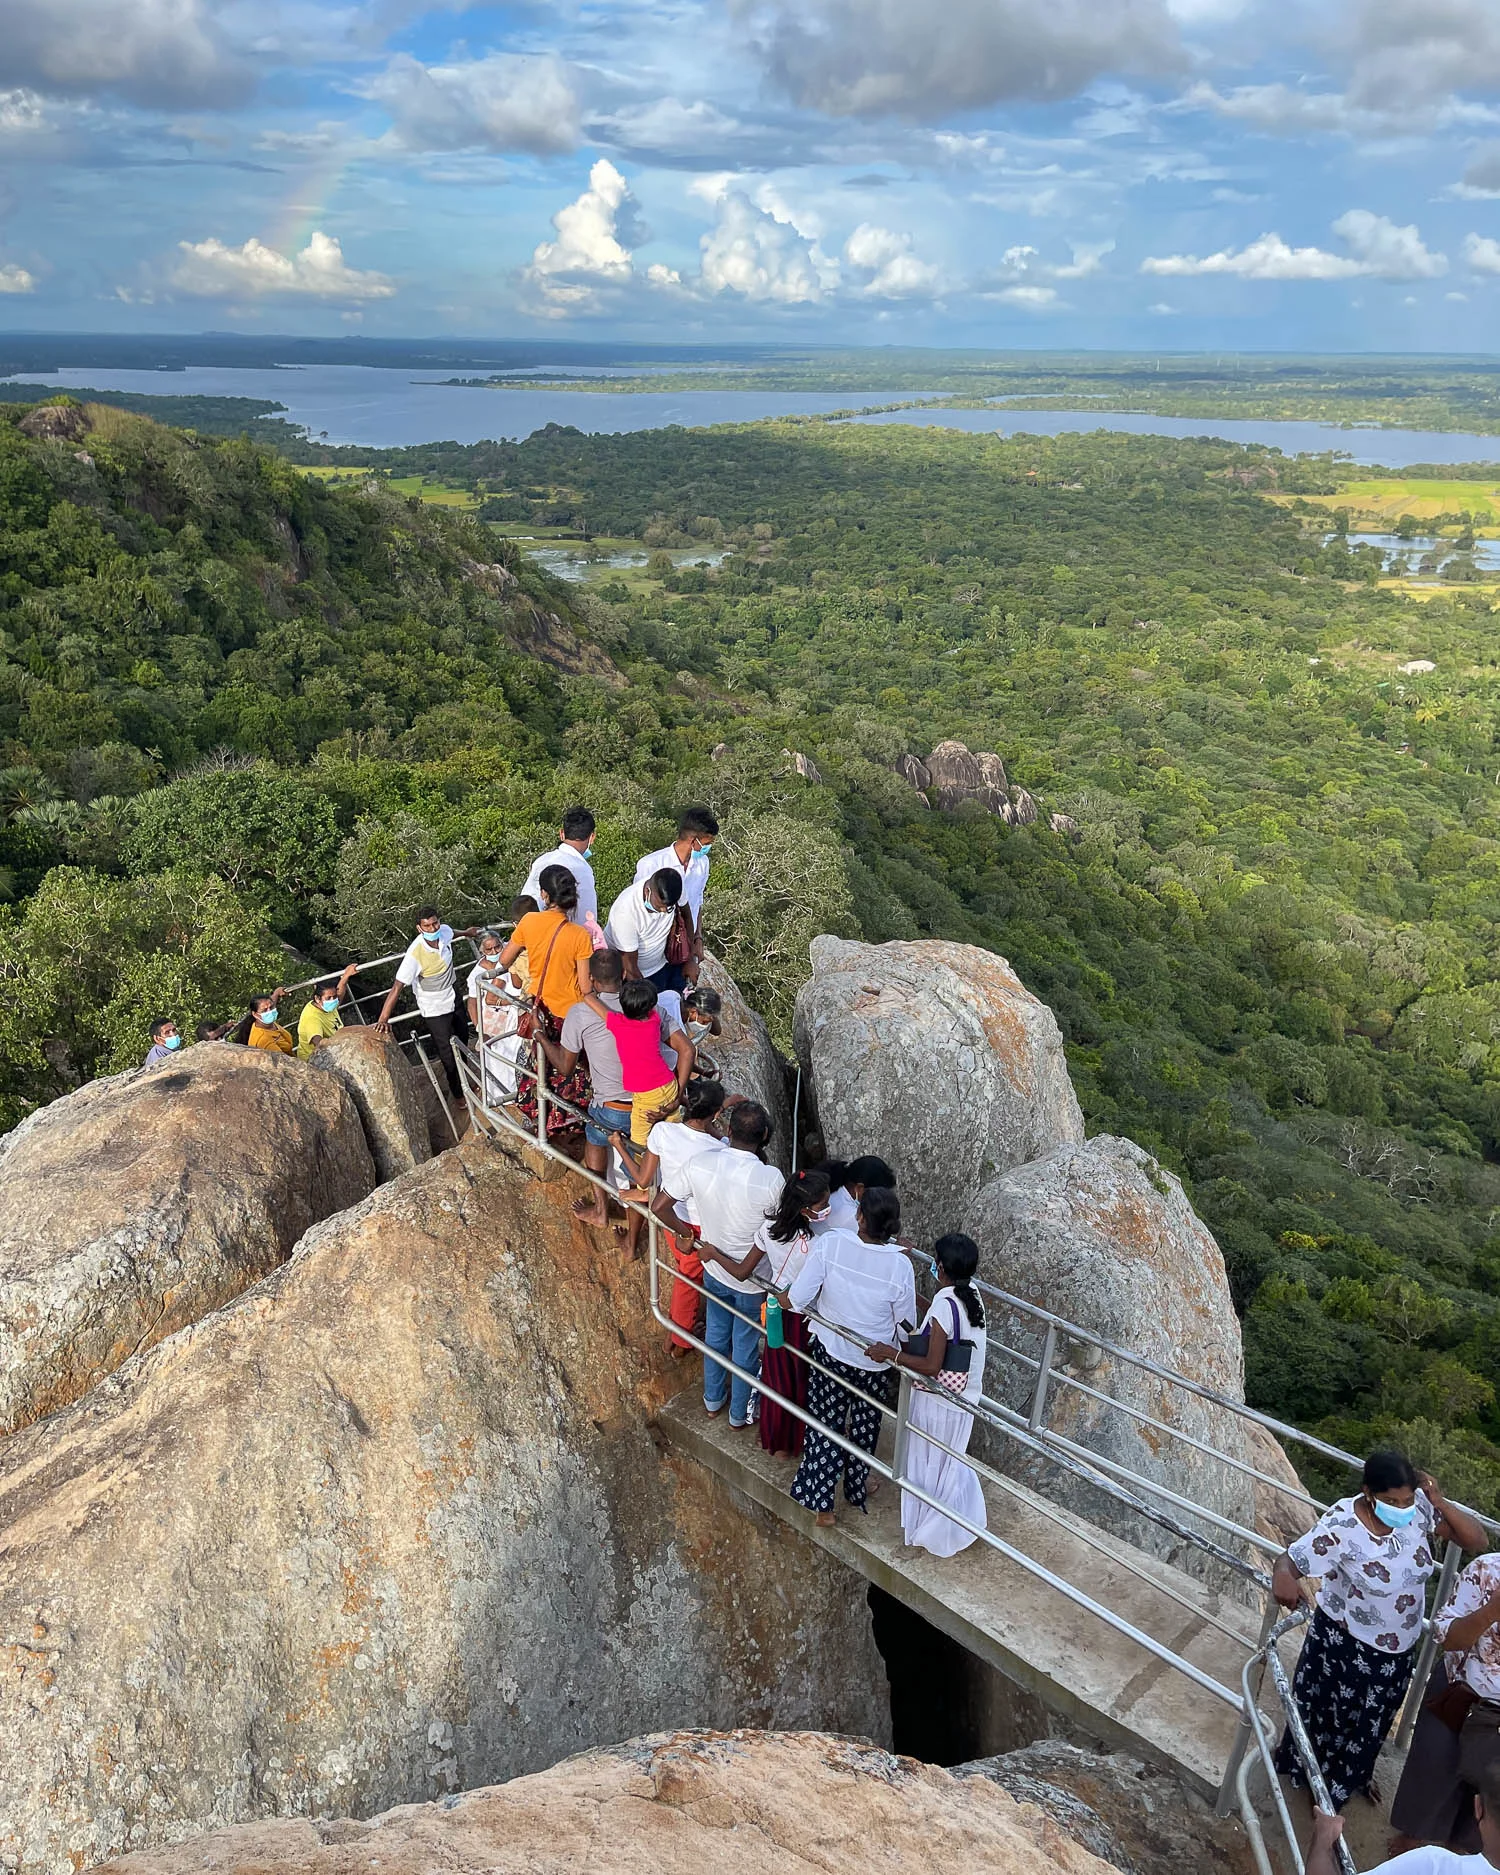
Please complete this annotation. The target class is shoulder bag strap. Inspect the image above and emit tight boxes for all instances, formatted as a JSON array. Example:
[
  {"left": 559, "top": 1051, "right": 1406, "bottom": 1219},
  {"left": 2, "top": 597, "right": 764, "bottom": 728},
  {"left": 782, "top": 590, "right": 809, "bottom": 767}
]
[{"left": 948, "top": 1295, "right": 964, "bottom": 1343}]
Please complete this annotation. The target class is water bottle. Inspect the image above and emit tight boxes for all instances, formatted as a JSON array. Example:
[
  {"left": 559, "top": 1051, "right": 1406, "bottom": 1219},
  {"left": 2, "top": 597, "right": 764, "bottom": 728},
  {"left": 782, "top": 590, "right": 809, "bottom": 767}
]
[{"left": 765, "top": 1293, "right": 784, "bottom": 1350}]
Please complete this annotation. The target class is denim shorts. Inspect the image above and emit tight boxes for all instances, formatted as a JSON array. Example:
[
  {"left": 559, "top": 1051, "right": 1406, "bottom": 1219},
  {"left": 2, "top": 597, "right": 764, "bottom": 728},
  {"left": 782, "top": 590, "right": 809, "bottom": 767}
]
[{"left": 585, "top": 1100, "right": 635, "bottom": 1149}]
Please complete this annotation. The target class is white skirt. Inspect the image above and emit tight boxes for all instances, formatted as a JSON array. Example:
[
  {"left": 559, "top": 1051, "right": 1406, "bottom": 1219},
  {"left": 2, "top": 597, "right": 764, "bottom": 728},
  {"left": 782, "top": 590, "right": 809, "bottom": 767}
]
[{"left": 901, "top": 1385, "right": 986, "bottom": 1557}]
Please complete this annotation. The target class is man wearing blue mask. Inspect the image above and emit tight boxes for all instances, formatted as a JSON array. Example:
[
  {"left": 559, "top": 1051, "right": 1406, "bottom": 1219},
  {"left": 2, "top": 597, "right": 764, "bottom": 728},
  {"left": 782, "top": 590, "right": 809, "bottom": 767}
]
[
  {"left": 523, "top": 807, "right": 597, "bottom": 926},
  {"left": 633, "top": 806, "right": 718, "bottom": 987},
  {"left": 143, "top": 1017, "right": 184, "bottom": 1066}
]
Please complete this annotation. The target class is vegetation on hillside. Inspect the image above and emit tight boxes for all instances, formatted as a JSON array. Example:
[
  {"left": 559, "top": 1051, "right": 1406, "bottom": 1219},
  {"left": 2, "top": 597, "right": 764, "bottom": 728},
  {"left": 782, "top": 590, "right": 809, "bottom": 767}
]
[{"left": 5, "top": 396, "right": 1500, "bottom": 1506}]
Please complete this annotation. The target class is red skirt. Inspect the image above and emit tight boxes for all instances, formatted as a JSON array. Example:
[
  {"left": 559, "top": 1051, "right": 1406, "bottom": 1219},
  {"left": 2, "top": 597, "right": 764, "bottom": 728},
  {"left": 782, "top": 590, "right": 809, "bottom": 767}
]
[
  {"left": 758, "top": 1309, "right": 809, "bottom": 1458},
  {"left": 669, "top": 1226, "right": 704, "bottom": 1351}
]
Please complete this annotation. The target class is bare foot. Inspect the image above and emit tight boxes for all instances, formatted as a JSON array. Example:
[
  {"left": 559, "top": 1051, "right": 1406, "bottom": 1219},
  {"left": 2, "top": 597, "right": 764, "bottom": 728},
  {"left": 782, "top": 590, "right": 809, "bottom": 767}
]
[{"left": 816, "top": 1511, "right": 836, "bottom": 1528}]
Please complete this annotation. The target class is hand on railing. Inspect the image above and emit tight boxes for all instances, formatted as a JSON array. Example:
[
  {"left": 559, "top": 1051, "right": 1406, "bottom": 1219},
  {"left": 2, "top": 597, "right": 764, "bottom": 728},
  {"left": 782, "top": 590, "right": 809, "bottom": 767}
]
[{"left": 1305, "top": 1807, "right": 1347, "bottom": 1875}]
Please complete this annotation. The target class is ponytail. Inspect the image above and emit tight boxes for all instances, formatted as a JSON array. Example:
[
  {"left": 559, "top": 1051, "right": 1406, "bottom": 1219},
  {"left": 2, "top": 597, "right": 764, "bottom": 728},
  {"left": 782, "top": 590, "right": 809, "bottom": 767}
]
[
  {"left": 764, "top": 1168, "right": 833, "bottom": 1243},
  {"left": 933, "top": 1232, "right": 985, "bottom": 1329},
  {"left": 538, "top": 864, "right": 579, "bottom": 916}
]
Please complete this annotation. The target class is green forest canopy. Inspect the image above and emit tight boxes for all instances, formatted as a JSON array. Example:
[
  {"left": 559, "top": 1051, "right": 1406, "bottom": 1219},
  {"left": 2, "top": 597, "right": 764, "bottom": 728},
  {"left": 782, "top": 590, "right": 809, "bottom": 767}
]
[{"left": 5, "top": 394, "right": 1500, "bottom": 1506}]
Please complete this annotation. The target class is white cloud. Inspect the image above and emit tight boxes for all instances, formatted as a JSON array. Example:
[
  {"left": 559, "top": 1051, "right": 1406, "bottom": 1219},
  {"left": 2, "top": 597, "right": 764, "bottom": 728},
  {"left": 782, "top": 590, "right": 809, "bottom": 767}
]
[
  {"left": 359, "top": 52, "right": 579, "bottom": 156},
  {"left": 168, "top": 231, "right": 395, "bottom": 302},
  {"left": 842, "top": 222, "right": 941, "bottom": 298},
  {"left": 742, "top": 0, "right": 1182, "bottom": 118},
  {"left": 1143, "top": 213, "right": 1446, "bottom": 282},
  {"left": 1460, "top": 145, "right": 1500, "bottom": 197},
  {"left": 0, "top": 0, "right": 248, "bottom": 108},
  {"left": 524, "top": 159, "right": 641, "bottom": 315},
  {"left": 1465, "top": 233, "right": 1500, "bottom": 274},
  {"left": 0, "top": 264, "right": 35, "bottom": 293},
  {"left": 1053, "top": 239, "right": 1114, "bottom": 279},
  {"left": 698, "top": 188, "right": 832, "bottom": 303},
  {"left": 1148, "top": 300, "right": 1178, "bottom": 314},
  {"left": 1185, "top": 83, "right": 1356, "bottom": 136},
  {"left": 993, "top": 283, "right": 1060, "bottom": 308}
]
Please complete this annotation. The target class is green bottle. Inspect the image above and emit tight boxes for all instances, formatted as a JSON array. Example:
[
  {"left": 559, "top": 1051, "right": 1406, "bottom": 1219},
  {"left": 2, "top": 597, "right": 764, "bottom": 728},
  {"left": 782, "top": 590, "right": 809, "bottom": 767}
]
[{"left": 765, "top": 1293, "right": 784, "bottom": 1350}]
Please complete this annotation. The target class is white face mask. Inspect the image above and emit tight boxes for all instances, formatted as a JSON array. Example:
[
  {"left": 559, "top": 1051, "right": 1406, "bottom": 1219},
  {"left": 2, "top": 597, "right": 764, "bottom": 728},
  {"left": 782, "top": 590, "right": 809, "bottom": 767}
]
[{"left": 807, "top": 1206, "right": 831, "bottom": 1223}]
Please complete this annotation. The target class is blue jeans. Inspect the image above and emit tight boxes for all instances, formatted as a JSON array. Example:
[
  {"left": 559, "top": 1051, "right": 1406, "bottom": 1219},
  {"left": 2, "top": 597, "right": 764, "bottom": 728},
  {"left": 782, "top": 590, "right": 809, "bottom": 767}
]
[
  {"left": 585, "top": 1099, "right": 633, "bottom": 1150},
  {"left": 702, "top": 1269, "right": 763, "bottom": 1428},
  {"left": 647, "top": 960, "right": 688, "bottom": 995}
]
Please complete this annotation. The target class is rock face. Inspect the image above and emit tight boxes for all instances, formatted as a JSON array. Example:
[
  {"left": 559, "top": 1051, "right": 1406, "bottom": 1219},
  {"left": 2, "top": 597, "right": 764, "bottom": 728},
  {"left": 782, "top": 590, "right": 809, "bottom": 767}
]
[
  {"left": 958, "top": 1739, "right": 1257, "bottom": 1875},
  {"left": 698, "top": 951, "right": 793, "bottom": 1170},
  {"left": 309, "top": 1027, "right": 432, "bottom": 1182},
  {"left": 0, "top": 1045, "right": 375, "bottom": 1436},
  {"left": 962, "top": 1135, "right": 1257, "bottom": 1583},
  {"left": 0, "top": 1138, "right": 887, "bottom": 1871},
  {"left": 919, "top": 741, "right": 1014, "bottom": 815},
  {"left": 794, "top": 937, "right": 1085, "bottom": 1242},
  {"left": 100, "top": 1731, "right": 1117, "bottom": 1875}
]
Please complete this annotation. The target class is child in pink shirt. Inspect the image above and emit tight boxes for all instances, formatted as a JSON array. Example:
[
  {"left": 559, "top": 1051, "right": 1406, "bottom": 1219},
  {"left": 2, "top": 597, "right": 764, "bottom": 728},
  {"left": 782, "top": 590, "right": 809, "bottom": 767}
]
[{"left": 584, "top": 978, "right": 681, "bottom": 1143}]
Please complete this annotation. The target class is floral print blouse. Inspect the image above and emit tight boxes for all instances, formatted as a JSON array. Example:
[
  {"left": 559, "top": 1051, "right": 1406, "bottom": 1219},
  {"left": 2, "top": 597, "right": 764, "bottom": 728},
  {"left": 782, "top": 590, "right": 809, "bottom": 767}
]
[{"left": 1288, "top": 1492, "right": 1438, "bottom": 1654}]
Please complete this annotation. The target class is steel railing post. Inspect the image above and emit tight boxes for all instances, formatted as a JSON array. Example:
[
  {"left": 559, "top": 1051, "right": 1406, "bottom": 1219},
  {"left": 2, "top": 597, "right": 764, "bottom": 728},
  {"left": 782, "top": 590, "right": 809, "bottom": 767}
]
[
  {"left": 1396, "top": 1538, "right": 1463, "bottom": 1749},
  {"left": 892, "top": 1368, "right": 913, "bottom": 1487},
  {"left": 1216, "top": 1593, "right": 1279, "bottom": 1816},
  {"left": 1028, "top": 1321, "right": 1058, "bottom": 1430},
  {"left": 534, "top": 1033, "right": 548, "bottom": 1146}
]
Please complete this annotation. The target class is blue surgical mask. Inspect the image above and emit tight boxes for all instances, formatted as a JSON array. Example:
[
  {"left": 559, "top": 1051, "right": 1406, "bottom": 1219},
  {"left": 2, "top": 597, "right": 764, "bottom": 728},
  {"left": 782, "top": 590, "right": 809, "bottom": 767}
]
[
  {"left": 321, "top": 997, "right": 339, "bottom": 1012},
  {"left": 258, "top": 1009, "right": 277, "bottom": 1026},
  {"left": 1372, "top": 1498, "right": 1418, "bottom": 1530},
  {"left": 697, "top": 842, "right": 713, "bottom": 856},
  {"left": 163, "top": 1033, "right": 182, "bottom": 1051},
  {"left": 583, "top": 846, "right": 595, "bottom": 861},
  {"left": 920, "top": 1254, "right": 940, "bottom": 1281}
]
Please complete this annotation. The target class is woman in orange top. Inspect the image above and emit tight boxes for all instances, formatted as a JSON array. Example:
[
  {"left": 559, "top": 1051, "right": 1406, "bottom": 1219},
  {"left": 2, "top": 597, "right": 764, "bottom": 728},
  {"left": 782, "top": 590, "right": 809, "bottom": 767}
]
[
  {"left": 498, "top": 866, "right": 594, "bottom": 1135},
  {"left": 499, "top": 866, "right": 593, "bottom": 1019},
  {"left": 237, "top": 989, "right": 294, "bottom": 1053}
]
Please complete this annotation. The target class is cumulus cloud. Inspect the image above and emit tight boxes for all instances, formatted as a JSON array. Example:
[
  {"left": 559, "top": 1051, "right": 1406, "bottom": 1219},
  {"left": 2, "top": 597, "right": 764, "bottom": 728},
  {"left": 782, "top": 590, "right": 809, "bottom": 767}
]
[
  {"left": 524, "top": 159, "right": 641, "bottom": 315},
  {"left": 1184, "top": 82, "right": 1357, "bottom": 136},
  {"left": 994, "top": 284, "right": 1060, "bottom": 308},
  {"left": 1143, "top": 212, "right": 1447, "bottom": 281},
  {"left": 1459, "top": 145, "right": 1500, "bottom": 197},
  {"left": 841, "top": 222, "right": 941, "bottom": 297},
  {"left": 358, "top": 52, "right": 579, "bottom": 156},
  {"left": 0, "top": 264, "right": 35, "bottom": 293},
  {"left": 169, "top": 231, "right": 396, "bottom": 301},
  {"left": 1053, "top": 239, "right": 1114, "bottom": 278},
  {"left": 0, "top": 0, "right": 248, "bottom": 108},
  {"left": 741, "top": 0, "right": 1182, "bottom": 119},
  {"left": 1465, "top": 233, "right": 1500, "bottom": 273},
  {"left": 697, "top": 185, "right": 832, "bottom": 303}
]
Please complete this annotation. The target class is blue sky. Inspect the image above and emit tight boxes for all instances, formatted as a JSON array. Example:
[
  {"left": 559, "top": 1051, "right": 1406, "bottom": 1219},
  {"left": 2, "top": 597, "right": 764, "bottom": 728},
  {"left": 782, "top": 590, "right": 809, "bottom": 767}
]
[{"left": 3, "top": 0, "right": 1500, "bottom": 347}]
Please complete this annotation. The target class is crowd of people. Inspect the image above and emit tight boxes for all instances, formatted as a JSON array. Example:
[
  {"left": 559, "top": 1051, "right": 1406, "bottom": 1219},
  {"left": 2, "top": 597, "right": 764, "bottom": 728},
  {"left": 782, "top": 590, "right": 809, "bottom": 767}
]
[{"left": 138, "top": 804, "right": 1500, "bottom": 1844}]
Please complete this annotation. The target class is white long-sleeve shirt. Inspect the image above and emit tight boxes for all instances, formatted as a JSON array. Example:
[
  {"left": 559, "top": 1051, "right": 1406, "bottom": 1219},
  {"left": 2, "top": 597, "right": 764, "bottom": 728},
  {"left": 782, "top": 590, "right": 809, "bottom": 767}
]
[
  {"left": 523, "top": 844, "right": 597, "bottom": 924},
  {"left": 788, "top": 1227, "right": 917, "bottom": 1372}
]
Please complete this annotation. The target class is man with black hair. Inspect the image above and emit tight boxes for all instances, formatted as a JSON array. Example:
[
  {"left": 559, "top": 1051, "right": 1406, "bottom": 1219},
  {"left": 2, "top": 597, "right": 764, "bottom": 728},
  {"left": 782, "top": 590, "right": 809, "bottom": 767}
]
[
  {"left": 523, "top": 807, "right": 598, "bottom": 926},
  {"left": 683, "top": 1099, "right": 783, "bottom": 1430},
  {"left": 1311, "top": 1748, "right": 1500, "bottom": 1869},
  {"left": 143, "top": 1017, "right": 183, "bottom": 1066},
  {"left": 605, "top": 868, "right": 683, "bottom": 989},
  {"left": 634, "top": 806, "right": 718, "bottom": 984},
  {"left": 375, "top": 904, "right": 480, "bottom": 1098}
]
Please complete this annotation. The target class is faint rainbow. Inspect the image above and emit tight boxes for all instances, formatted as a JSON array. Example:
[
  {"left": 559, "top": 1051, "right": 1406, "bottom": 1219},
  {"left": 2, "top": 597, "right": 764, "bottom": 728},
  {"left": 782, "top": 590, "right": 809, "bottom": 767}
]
[{"left": 264, "top": 142, "right": 352, "bottom": 255}]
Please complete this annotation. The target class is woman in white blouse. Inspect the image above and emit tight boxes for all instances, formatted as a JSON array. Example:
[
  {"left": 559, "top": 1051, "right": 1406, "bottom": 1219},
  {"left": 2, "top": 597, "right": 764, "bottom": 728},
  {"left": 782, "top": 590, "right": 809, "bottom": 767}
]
[
  {"left": 867, "top": 1232, "right": 988, "bottom": 1557},
  {"left": 755, "top": 1168, "right": 833, "bottom": 1460}
]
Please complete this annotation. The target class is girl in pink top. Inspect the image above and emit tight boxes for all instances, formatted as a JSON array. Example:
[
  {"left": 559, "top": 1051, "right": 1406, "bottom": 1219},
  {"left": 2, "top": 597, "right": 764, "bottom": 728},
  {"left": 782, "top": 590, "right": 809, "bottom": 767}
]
[{"left": 581, "top": 978, "right": 681, "bottom": 1144}]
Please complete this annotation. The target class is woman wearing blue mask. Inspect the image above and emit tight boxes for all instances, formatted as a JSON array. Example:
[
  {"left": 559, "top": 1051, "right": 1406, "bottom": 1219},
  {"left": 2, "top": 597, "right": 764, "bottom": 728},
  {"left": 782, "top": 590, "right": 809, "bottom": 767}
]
[
  {"left": 1271, "top": 1449, "right": 1486, "bottom": 1810},
  {"left": 296, "top": 962, "right": 361, "bottom": 1059}
]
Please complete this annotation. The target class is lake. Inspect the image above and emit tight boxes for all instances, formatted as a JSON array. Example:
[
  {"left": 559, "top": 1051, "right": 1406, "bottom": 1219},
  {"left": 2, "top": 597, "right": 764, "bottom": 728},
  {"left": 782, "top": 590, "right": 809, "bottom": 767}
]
[
  {"left": 1345, "top": 530, "right": 1500, "bottom": 574},
  {"left": 10, "top": 363, "right": 1500, "bottom": 465}
]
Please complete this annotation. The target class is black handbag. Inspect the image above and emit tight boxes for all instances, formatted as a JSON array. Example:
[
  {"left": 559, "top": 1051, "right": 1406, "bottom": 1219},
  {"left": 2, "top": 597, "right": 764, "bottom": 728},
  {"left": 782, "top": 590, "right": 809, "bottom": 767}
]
[{"left": 902, "top": 1297, "right": 974, "bottom": 1395}]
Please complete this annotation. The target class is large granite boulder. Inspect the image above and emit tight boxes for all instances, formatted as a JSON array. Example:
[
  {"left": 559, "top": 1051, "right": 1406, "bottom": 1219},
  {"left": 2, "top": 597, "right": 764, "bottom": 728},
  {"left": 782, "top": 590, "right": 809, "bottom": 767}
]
[
  {"left": 0, "top": 1044, "right": 376, "bottom": 1436},
  {"left": 309, "top": 1027, "right": 432, "bottom": 1181},
  {"left": 925, "top": 739, "right": 1011, "bottom": 813},
  {"left": 0, "top": 1138, "right": 887, "bottom": 1871},
  {"left": 958, "top": 1739, "right": 1257, "bottom": 1875},
  {"left": 962, "top": 1136, "right": 1258, "bottom": 1584},
  {"left": 100, "top": 1730, "right": 1117, "bottom": 1875},
  {"left": 698, "top": 952, "right": 793, "bottom": 1170},
  {"left": 794, "top": 937, "right": 1084, "bottom": 1241}
]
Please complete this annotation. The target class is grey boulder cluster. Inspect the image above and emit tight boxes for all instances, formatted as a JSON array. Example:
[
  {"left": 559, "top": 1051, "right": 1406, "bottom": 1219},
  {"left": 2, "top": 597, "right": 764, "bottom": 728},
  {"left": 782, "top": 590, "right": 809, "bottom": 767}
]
[{"left": 893, "top": 739, "right": 1077, "bottom": 836}]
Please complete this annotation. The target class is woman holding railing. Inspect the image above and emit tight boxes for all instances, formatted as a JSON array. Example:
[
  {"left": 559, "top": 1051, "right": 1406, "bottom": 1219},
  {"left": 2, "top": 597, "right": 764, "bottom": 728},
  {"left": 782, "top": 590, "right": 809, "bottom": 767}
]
[
  {"left": 867, "top": 1232, "right": 988, "bottom": 1557},
  {"left": 1271, "top": 1450, "right": 1486, "bottom": 1810},
  {"left": 755, "top": 1168, "right": 834, "bottom": 1460}
]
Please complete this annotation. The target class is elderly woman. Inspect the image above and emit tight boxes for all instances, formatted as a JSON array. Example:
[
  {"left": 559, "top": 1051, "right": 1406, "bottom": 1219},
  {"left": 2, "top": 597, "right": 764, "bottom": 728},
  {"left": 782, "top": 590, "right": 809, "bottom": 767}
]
[{"left": 1272, "top": 1449, "right": 1486, "bottom": 1810}]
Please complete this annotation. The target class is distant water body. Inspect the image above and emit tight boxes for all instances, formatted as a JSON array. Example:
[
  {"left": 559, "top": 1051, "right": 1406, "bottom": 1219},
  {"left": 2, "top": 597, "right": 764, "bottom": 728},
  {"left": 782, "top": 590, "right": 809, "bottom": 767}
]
[{"left": 11, "top": 363, "right": 1500, "bottom": 465}]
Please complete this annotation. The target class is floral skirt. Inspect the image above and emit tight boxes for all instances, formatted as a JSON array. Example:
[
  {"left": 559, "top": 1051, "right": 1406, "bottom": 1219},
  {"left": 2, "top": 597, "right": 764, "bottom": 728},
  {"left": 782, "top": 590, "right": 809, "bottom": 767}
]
[
  {"left": 1274, "top": 1607, "right": 1417, "bottom": 1809},
  {"left": 514, "top": 1005, "right": 589, "bottom": 1139}
]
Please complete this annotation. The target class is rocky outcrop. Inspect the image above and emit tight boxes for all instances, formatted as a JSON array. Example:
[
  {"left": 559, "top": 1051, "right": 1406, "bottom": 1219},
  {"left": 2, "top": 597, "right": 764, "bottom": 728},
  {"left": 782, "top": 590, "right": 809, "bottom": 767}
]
[
  {"left": 698, "top": 952, "right": 793, "bottom": 1170},
  {"left": 794, "top": 937, "right": 1084, "bottom": 1242},
  {"left": 958, "top": 1739, "right": 1256, "bottom": 1875},
  {"left": 100, "top": 1731, "right": 1117, "bottom": 1875},
  {"left": 0, "top": 1138, "right": 886, "bottom": 1871},
  {"left": 895, "top": 753, "right": 931, "bottom": 793},
  {"left": 0, "top": 1045, "right": 375, "bottom": 1436},
  {"left": 1010, "top": 786, "right": 1040, "bottom": 825},
  {"left": 18, "top": 403, "right": 89, "bottom": 443},
  {"left": 1245, "top": 1421, "right": 1311, "bottom": 1550},
  {"left": 309, "top": 1027, "right": 431, "bottom": 1182},
  {"left": 926, "top": 739, "right": 1012, "bottom": 814},
  {"left": 962, "top": 1136, "right": 1257, "bottom": 1583}
]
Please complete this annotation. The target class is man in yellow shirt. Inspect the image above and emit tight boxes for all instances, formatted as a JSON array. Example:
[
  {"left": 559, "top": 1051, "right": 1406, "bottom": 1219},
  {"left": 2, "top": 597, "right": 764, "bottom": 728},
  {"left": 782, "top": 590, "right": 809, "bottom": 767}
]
[{"left": 296, "top": 963, "right": 360, "bottom": 1058}]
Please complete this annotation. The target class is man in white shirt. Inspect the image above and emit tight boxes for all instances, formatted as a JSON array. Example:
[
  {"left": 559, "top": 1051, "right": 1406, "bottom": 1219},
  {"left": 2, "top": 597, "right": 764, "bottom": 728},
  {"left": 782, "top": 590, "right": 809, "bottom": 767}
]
[
  {"left": 375, "top": 904, "right": 480, "bottom": 1097},
  {"left": 681, "top": 1101, "right": 783, "bottom": 1430},
  {"left": 633, "top": 806, "right": 717, "bottom": 988},
  {"left": 522, "top": 807, "right": 597, "bottom": 925},
  {"left": 1309, "top": 1748, "right": 1500, "bottom": 1869},
  {"left": 605, "top": 869, "right": 682, "bottom": 988},
  {"left": 787, "top": 1185, "right": 915, "bottom": 1526}
]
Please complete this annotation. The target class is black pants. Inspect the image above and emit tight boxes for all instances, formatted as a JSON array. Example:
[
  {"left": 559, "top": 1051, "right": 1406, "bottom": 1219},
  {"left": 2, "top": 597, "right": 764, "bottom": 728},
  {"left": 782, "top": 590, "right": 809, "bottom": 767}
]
[{"left": 422, "top": 1004, "right": 468, "bottom": 1097}]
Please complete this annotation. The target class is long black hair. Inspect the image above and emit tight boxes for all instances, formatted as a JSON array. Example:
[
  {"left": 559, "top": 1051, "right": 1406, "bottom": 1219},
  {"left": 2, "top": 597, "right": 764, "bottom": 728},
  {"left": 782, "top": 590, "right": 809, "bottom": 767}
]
[
  {"left": 229, "top": 992, "right": 277, "bottom": 1047},
  {"left": 933, "top": 1232, "right": 985, "bottom": 1330},
  {"left": 764, "top": 1168, "right": 832, "bottom": 1244},
  {"left": 537, "top": 864, "right": 579, "bottom": 916},
  {"left": 682, "top": 1079, "right": 726, "bottom": 1125}
]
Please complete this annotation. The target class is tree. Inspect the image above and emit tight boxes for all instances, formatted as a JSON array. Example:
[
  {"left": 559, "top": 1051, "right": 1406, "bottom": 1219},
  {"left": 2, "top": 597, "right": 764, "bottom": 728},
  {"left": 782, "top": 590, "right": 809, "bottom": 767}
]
[
  {"left": 0, "top": 866, "right": 284, "bottom": 1125},
  {"left": 319, "top": 814, "right": 487, "bottom": 958}
]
